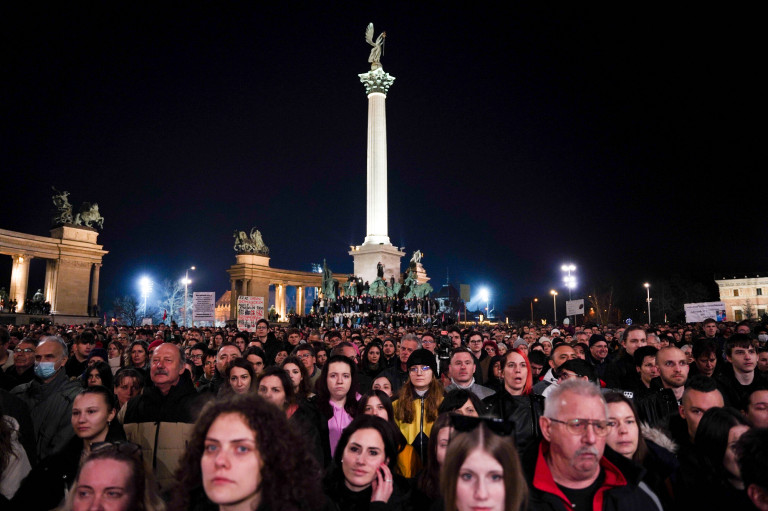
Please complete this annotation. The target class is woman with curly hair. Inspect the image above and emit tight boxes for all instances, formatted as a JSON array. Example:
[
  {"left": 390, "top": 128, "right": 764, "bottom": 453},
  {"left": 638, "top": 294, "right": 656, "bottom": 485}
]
[
  {"left": 482, "top": 340, "right": 499, "bottom": 358},
  {"left": 169, "top": 394, "right": 325, "bottom": 511},
  {"left": 281, "top": 355, "right": 313, "bottom": 401},
  {"left": 392, "top": 349, "right": 443, "bottom": 463},
  {"left": 482, "top": 349, "right": 544, "bottom": 452}
]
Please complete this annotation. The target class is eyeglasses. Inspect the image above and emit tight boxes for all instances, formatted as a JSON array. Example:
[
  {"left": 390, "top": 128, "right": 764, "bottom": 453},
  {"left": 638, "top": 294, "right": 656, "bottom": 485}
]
[
  {"left": 548, "top": 418, "right": 616, "bottom": 436},
  {"left": 450, "top": 414, "right": 514, "bottom": 437},
  {"left": 409, "top": 365, "right": 432, "bottom": 373},
  {"left": 14, "top": 348, "right": 34, "bottom": 354},
  {"left": 90, "top": 441, "right": 143, "bottom": 459},
  {"left": 297, "top": 353, "right": 312, "bottom": 359},
  {"left": 188, "top": 354, "right": 203, "bottom": 360}
]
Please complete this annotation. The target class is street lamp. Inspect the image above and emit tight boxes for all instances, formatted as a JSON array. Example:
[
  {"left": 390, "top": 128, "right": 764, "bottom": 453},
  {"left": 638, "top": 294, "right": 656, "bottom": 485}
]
[
  {"left": 139, "top": 277, "right": 153, "bottom": 317},
  {"left": 550, "top": 290, "right": 558, "bottom": 325},
  {"left": 182, "top": 266, "right": 196, "bottom": 328},
  {"left": 530, "top": 297, "right": 538, "bottom": 323},
  {"left": 644, "top": 282, "right": 652, "bottom": 324},
  {"left": 479, "top": 288, "right": 490, "bottom": 321}
]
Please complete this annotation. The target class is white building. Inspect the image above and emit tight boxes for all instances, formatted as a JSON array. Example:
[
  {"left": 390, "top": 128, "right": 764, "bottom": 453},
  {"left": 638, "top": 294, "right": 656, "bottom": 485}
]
[{"left": 715, "top": 274, "right": 768, "bottom": 321}]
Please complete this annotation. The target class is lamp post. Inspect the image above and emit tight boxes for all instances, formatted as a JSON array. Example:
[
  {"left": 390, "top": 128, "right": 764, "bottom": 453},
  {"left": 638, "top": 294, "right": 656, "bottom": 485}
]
[
  {"left": 644, "top": 282, "right": 652, "bottom": 324},
  {"left": 182, "top": 266, "right": 196, "bottom": 328},
  {"left": 550, "top": 290, "right": 558, "bottom": 325},
  {"left": 480, "top": 288, "right": 490, "bottom": 322},
  {"left": 139, "top": 277, "right": 153, "bottom": 318},
  {"left": 530, "top": 297, "right": 538, "bottom": 323},
  {"left": 561, "top": 264, "right": 577, "bottom": 325}
]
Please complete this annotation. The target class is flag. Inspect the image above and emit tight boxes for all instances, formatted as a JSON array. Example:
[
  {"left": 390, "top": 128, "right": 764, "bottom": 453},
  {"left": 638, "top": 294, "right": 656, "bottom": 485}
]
[{"left": 163, "top": 309, "right": 167, "bottom": 321}]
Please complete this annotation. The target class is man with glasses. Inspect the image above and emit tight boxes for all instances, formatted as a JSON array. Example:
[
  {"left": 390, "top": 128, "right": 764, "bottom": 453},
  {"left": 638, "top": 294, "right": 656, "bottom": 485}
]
[
  {"left": 526, "top": 379, "right": 657, "bottom": 510},
  {"left": 293, "top": 344, "right": 321, "bottom": 390},
  {"left": 65, "top": 329, "right": 96, "bottom": 377},
  {"left": 2, "top": 338, "right": 37, "bottom": 390}
]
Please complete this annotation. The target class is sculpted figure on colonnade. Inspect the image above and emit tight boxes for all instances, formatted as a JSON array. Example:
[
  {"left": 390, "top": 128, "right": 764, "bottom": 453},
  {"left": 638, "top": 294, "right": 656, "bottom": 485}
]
[
  {"left": 74, "top": 202, "right": 104, "bottom": 229},
  {"left": 51, "top": 187, "right": 74, "bottom": 225},
  {"left": 364, "top": 23, "right": 386, "bottom": 67},
  {"left": 233, "top": 227, "right": 269, "bottom": 255}
]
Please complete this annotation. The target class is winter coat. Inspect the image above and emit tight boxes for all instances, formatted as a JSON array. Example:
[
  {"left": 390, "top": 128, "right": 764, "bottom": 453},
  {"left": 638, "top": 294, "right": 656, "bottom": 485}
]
[{"left": 483, "top": 390, "right": 544, "bottom": 453}]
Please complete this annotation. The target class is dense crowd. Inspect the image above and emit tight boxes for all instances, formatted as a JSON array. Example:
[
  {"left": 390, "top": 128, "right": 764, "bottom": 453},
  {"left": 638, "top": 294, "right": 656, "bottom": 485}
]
[{"left": 1, "top": 317, "right": 768, "bottom": 510}]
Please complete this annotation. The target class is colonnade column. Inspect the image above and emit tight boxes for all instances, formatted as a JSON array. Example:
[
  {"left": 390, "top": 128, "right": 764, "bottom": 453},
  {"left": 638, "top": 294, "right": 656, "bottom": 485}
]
[
  {"left": 44, "top": 259, "right": 59, "bottom": 312},
  {"left": 275, "top": 284, "right": 286, "bottom": 321},
  {"left": 89, "top": 263, "right": 101, "bottom": 315},
  {"left": 10, "top": 254, "right": 32, "bottom": 312},
  {"left": 296, "top": 286, "right": 305, "bottom": 316},
  {"left": 230, "top": 279, "right": 238, "bottom": 321}
]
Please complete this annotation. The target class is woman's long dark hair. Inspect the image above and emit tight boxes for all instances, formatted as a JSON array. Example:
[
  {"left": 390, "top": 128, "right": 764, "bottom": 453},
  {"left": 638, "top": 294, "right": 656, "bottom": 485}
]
[
  {"left": 257, "top": 366, "right": 296, "bottom": 409},
  {"left": 695, "top": 407, "right": 751, "bottom": 485},
  {"left": 169, "top": 394, "right": 324, "bottom": 511},
  {"left": 360, "top": 342, "right": 384, "bottom": 377},
  {"left": 82, "top": 361, "right": 114, "bottom": 389},
  {"left": 604, "top": 392, "right": 648, "bottom": 463},
  {"left": 281, "top": 355, "right": 312, "bottom": 400},
  {"left": 417, "top": 412, "right": 452, "bottom": 500},
  {"left": 315, "top": 355, "right": 359, "bottom": 419}
]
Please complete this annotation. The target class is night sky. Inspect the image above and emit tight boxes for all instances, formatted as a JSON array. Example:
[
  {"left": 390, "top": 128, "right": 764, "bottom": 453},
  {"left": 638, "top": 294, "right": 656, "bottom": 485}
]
[{"left": 1, "top": 4, "right": 762, "bottom": 318}]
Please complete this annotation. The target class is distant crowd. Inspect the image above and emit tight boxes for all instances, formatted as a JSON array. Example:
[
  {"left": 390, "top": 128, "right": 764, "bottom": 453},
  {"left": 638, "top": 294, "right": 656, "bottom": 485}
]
[{"left": 1, "top": 317, "right": 768, "bottom": 510}]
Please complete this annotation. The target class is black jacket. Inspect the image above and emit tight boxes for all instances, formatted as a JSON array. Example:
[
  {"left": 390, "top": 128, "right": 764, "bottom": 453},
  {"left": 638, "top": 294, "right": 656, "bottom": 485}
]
[{"left": 482, "top": 391, "right": 543, "bottom": 453}]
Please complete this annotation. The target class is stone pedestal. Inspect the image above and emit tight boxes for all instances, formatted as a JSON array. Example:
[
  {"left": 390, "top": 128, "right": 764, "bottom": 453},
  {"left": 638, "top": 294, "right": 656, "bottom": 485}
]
[
  {"left": 349, "top": 244, "right": 405, "bottom": 287},
  {"left": 412, "top": 263, "right": 430, "bottom": 285}
]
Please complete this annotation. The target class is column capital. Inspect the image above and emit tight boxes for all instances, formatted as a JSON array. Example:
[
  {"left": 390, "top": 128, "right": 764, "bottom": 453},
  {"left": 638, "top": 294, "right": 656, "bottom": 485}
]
[{"left": 359, "top": 68, "right": 395, "bottom": 95}]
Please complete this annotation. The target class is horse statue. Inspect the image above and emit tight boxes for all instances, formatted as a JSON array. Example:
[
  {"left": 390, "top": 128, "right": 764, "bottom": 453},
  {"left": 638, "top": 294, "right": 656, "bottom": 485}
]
[
  {"left": 233, "top": 227, "right": 269, "bottom": 255},
  {"left": 51, "top": 187, "right": 74, "bottom": 225},
  {"left": 410, "top": 250, "right": 423, "bottom": 265},
  {"left": 74, "top": 203, "right": 104, "bottom": 229}
]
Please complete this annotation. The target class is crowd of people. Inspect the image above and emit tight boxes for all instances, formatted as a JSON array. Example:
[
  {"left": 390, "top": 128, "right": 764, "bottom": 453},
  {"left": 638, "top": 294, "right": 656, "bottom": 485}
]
[{"left": 1, "top": 316, "right": 768, "bottom": 510}]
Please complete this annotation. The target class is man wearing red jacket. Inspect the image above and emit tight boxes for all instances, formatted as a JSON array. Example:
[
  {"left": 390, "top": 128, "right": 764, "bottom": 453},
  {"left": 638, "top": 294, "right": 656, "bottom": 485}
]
[{"left": 522, "top": 379, "right": 659, "bottom": 510}]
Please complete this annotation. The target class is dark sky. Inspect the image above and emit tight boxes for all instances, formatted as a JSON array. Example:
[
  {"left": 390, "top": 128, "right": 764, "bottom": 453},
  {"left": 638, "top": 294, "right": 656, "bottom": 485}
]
[{"left": 1, "top": 4, "right": 762, "bottom": 317}]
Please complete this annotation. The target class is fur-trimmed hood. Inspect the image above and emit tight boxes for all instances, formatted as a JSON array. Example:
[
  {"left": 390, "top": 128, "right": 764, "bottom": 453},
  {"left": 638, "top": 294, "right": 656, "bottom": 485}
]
[{"left": 640, "top": 422, "right": 678, "bottom": 454}]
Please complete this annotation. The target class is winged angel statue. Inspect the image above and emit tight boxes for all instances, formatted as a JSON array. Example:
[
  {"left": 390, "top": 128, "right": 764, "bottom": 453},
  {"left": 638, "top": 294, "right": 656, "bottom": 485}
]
[{"left": 365, "top": 23, "right": 386, "bottom": 67}]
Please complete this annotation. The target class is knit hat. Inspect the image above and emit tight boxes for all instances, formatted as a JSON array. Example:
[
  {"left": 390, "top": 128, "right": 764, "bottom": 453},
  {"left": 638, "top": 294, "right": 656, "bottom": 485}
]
[
  {"left": 588, "top": 334, "right": 608, "bottom": 347},
  {"left": 551, "top": 329, "right": 561, "bottom": 336},
  {"left": 148, "top": 339, "right": 164, "bottom": 353},
  {"left": 407, "top": 348, "right": 437, "bottom": 374},
  {"left": 87, "top": 348, "right": 109, "bottom": 363},
  {"left": 513, "top": 338, "right": 528, "bottom": 349}
]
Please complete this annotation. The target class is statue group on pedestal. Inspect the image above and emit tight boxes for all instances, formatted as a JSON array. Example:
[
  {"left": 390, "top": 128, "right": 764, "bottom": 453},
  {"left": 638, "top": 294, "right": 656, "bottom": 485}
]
[
  {"left": 51, "top": 187, "right": 104, "bottom": 229},
  {"left": 233, "top": 227, "right": 269, "bottom": 255}
]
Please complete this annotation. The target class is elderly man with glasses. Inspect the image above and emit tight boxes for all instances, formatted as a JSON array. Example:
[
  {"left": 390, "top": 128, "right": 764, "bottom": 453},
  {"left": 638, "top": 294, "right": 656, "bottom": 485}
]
[{"left": 523, "top": 379, "right": 661, "bottom": 511}]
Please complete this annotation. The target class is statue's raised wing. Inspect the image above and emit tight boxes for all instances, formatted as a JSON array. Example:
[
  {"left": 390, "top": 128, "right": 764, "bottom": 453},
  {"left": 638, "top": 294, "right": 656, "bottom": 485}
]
[{"left": 365, "top": 23, "right": 375, "bottom": 46}]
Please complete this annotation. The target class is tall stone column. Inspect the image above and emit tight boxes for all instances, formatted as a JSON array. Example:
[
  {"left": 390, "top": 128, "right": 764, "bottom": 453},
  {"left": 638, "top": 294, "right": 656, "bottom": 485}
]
[
  {"left": 296, "top": 286, "right": 305, "bottom": 316},
  {"left": 230, "top": 279, "right": 238, "bottom": 321},
  {"left": 44, "top": 259, "right": 59, "bottom": 312},
  {"left": 275, "top": 284, "right": 286, "bottom": 321},
  {"left": 359, "top": 68, "right": 395, "bottom": 246},
  {"left": 90, "top": 263, "right": 101, "bottom": 314},
  {"left": 9, "top": 254, "right": 32, "bottom": 312}
]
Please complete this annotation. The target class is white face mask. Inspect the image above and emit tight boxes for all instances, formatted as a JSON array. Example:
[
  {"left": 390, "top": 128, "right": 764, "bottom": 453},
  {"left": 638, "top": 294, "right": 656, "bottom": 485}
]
[{"left": 759, "top": 334, "right": 768, "bottom": 343}]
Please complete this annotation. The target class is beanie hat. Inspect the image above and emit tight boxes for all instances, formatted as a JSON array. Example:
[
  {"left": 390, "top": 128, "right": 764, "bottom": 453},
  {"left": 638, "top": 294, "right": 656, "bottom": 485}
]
[
  {"left": 513, "top": 338, "right": 528, "bottom": 349},
  {"left": 87, "top": 348, "right": 109, "bottom": 362},
  {"left": 148, "top": 339, "right": 164, "bottom": 353},
  {"left": 407, "top": 348, "right": 437, "bottom": 374},
  {"left": 589, "top": 334, "right": 608, "bottom": 347}
]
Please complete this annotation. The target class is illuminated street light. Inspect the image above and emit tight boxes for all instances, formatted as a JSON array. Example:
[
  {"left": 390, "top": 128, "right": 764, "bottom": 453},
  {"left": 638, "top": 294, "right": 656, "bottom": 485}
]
[
  {"left": 139, "top": 276, "right": 153, "bottom": 316},
  {"left": 561, "top": 264, "right": 577, "bottom": 324},
  {"left": 644, "top": 282, "right": 652, "bottom": 324},
  {"left": 530, "top": 297, "right": 538, "bottom": 323},
  {"left": 550, "top": 290, "right": 558, "bottom": 325},
  {"left": 479, "top": 288, "right": 490, "bottom": 320},
  {"left": 182, "top": 266, "right": 196, "bottom": 328}
]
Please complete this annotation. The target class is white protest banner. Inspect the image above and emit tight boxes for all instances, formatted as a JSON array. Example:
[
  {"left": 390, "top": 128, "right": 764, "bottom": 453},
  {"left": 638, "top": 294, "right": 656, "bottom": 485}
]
[
  {"left": 684, "top": 301, "right": 727, "bottom": 323},
  {"left": 566, "top": 299, "right": 585, "bottom": 317},
  {"left": 141, "top": 317, "right": 153, "bottom": 326},
  {"left": 192, "top": 292, "right": 216, "bottom": 322},
  {"left": 237, "top": 296, "right": 264, "bottom": 332}
]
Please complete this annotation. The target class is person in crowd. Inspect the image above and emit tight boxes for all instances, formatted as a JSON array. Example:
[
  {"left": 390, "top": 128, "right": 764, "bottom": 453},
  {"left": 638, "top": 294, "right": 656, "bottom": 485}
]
[
  {"left": 65, "top": 330, "right": 96, "bottom": 378},
  {"left": 636, "top": 346, "right": 689, "bottom": 427},
  {"left": 372, "top": 375, "right": 393, "bottom": 397},
  {"left": 604, "top": 392, "right": 676, "bottom": 509},
  {"left": 527, "top": 350, "right": 547, "bottom": 382},
  {"left": 11, "top": 336, "right": 82, "bottom": 460},
  {"left": 604, "top": 325, "right": 647, "bottom": 391},
  {"left": 742, "top": 384, "right": 768, "bottom": 428},
  {"left": 83, "top": 360, "right": 114, "bottom": 389},
  {"left": 12, "top": 385, "right": 126, "bottom": 509},
  {"left": 440, "top": 419, "right": 528, "bottom": 511},
  {"left": 523, "top": 379, "right": 658, "bottom": 510},
  {"left": 413, "top": 413, "right": 452, "bottom": 506},
  {"left": 186, "top": 343, "right": 208, "bottom": 383},
  {"left": 242, "top": 346, "right": 266, "bottom": 379},
  {"left": 485, "top": 354, "right": 504, "bottom": 393},
  {"left": 255, "top": 366, "right": 323, "bottom": 464},
  {"left": 274, "top": 344, "right": 290, "bottom": 366},
  {"left": 107, "top": 340, "right": 124, "bottom": 373},
  {"left": 357, "top": 390, "right": 421, "bottom": 478},
  {"left": 322, "top": 414, "right": 411, "bottom": 511},
  {"left": 293, "top": 344, "right": 322, "bottom": 391},
  {"left": 380, "top": 334, "right": 420, "bottom": 394},
  {"left": 114, "top": 367, "right": 144, "bottom": 410},
  {"left": 314, "top": 354, "right": 359, "bottom": 464},
  {"left": 690, "top": 338, "right": 718, "bottom": 378},
  {"left": 199, "top": 343, "right": 241, "bottom": 395},
  {"left": 393, "top": 349, "right": 443, "bottom": 462},
  {"left": 223, "top": 358, "right": 254, "bottom": 396},
  {"left": 360, "top": 342, "right": 384, "bottom": 378},
  {"left": 736, "top": 427, "right": 768, "bottom": 511},
  {"left": 2, "top": 338, "right": 36, "bottom": 390},
  {"left": 676, "top": 407, "right": 753, "bottom": 509},
  {"left": 282, "top": 355, "right": 313, "bottom": 400},
  {"left": 127, "top": 340, "right": 151, "bottom": 374},
  {"left": 483, "top": 349, "right": 543, "bottom": 452},
  {"left": 632, "top": 345, "right": 659, "bottom": 399},
  {"left": 123, "top": 343, "right": 207, "bottom": 492},
  {"left": 717, "top": 333, "right": 765, "bottom": 407},
  {"left": 532, "top": 343, "right": 577, "bottom": 395},
  {"left": 170, "top": 393, "right": 324, "bottom": 511},
  {"left": 586, "top": 334, "right": 610, "bottom": 381},
  {"left": 444, "top": 347, "right": 496, "bottom": 400},
  {"left": 0, "top": 404, "right": 32, "bottom": 502},
  {"left": 482, "top": 339, "right": 499, "bottom": 358},
  {"left": 437, "top": 389, "right": 486, "bottom": 417},
  {"left": 58, "top": 441, "right": 165, "bottom": 511}
]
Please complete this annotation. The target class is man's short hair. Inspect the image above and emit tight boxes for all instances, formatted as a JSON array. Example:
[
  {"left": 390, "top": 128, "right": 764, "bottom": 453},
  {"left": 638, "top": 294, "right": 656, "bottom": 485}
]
[
  {"left": 233, "top": 332, "right": 249, "bottom": 343},
  {"left": 39, "top": 335, "right": 68, "bottom": 359},
  {"left": 114, "top": 367, "right": 145, "bottom": 388},
  {"left": 559, "top": 359, "right": 598, "bottom": 383},
  {"left": 550, "top": 342, "right": 574, "bottom": 361},
  {"left": 622, "top": 325, "right": 646, "bottom": 342},
  {"left": 190, "top": 342, "right": 209, "bottom": 354},
  {"left": 292, "top": 344, "right": 315, "bottom": 357},
  {"left": 325, "top": 330, "right": 342, "bottom": 341},
  {"left": 330, "top": 341, "right": 358, "bottom": 358},
  {"left": 217, "top": 342, "right": 241, "bottom": 355},
  {"left": 256, "top": 318, "right": 269, "bottom": 328},
  {"left": 742, "top": 383, "right": 768, "bottom": 412},
  {"left": 702, "top": 317, "right": 717, "bottom": 326},
  {"left": 78, "top": 329, "right": 96, "bottom": 345},
  {"left": 682, "top": 374, "right": 721, "bottom": 404},
  {"left": 155, "top": 342, "right": 185, "bottom": 367},
  {"left": 692, "top": 338, "right": 717, "bottom": 359},
  {"left": 633, "top": 345, "right": 659, "bottom": 367},
  {"left": 449, "top": 347, "right": 475, "bottom": 364},
  {"left": 544, "top": 379, "right": 605, "bottom": 418},
  {"left": 725, "top": 333, "right": 755, "bottom": 356},
  {"left": 528, "top": 350, "right": 547, "bottom": 366},
  {"left": 400, "top": 333, "right": 421, "bottom": 348}
]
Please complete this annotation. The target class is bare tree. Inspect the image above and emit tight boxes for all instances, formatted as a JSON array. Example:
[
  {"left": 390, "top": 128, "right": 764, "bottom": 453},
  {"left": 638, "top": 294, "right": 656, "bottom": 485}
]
[
  {"left": 588, "top": 287, "right": 614, "bottom": 325},
  {"left": 156, "top": 279, "right": 192, "bottom": 325},
  {"left": 113, "top": 295, "right": 141, "bottom": 326}
]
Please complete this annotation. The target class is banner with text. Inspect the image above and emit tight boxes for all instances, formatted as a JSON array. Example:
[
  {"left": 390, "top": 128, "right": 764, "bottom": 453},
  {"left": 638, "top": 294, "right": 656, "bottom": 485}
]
[
  {"left": 566, "top": 299, "right": 585, "bottom": 316},
  {"left": 237, "top": 296, "right": 264, "bottom": 332},
  {"left": 192, "top": 292, "right": 216, "bottom": 323},
  {"left": 684, "top": 301, "right": 727, "bottom": 323}
]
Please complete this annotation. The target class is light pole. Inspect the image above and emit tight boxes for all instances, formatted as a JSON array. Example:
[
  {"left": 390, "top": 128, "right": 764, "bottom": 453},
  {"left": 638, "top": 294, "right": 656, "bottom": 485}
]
[
  {"left": 139, "top": 277, "right": 153, "bottom": 318},
  {"left": 644, "top": 282, "right": 652, "bottom": 324},
  {"left": 480, "top": 288, "right": 490, "bottom": 321},
  {"left": 550, "top": 290, "right": 558, "bottom": 325},
  {"left": 530, "top": 297, "right": 538, "bottom": 323},
  {"left": 182, "top": 266, "right": 196, "bottom": 328},
  {"left": 561, "top": 264, "right": 577, "bottom": 324}
]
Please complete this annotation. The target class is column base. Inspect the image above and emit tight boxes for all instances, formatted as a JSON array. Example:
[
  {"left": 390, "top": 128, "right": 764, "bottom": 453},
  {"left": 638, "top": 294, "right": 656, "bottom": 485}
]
[{"left": 349, "top": 243, "right": 405, "bottom": 287}]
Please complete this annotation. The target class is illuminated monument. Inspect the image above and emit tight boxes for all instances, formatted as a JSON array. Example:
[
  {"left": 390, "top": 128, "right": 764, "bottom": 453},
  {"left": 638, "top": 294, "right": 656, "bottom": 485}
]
[{"left": 349, "top": 23, "right": 405, "bottom": 285}]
